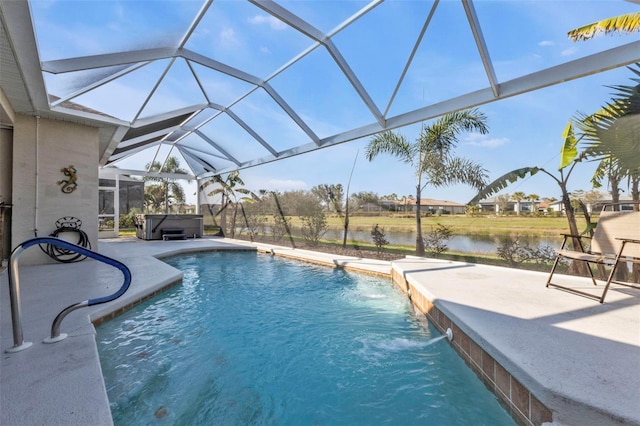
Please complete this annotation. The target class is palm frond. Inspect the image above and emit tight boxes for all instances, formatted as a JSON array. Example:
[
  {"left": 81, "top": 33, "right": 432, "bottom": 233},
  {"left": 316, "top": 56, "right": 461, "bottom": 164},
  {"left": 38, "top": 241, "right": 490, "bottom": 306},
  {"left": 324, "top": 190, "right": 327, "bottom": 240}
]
[
  {"left": 590, "top": 161, "right": 607, "bottom": 188},
  {"left": 421, "top": 109, "right": 489, "bottom": 154},
  {"left": 589, "top": 116, "right": 640, "bottom": 172},
  {"left": 576, "top": 64, "right": 640, "bottom": 175},
  {"left": 428, "top": 157, "right": 488, "bottom": 190},
  {"left": 568, "top": 12, "right": 640, "bottom": 42},
  {"left": 365, "top": 131, "right": 413, "bottom": 164},
  {"left": 169, "top": 182, "right": 185, "bottom": 203},
  {"left": 445, "top": 108, "right": 490, "bottom": 134},
  {"left": 467, "top": 167, "right": 540, "bottom": 205}
]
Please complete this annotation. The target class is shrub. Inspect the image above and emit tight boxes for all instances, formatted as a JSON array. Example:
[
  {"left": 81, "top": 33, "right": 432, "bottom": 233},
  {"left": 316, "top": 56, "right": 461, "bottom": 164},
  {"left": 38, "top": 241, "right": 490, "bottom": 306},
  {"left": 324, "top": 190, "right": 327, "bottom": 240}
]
[
  {"left": 423, "top": 223, "right": 452, "bottom": 257},
  {"left": 496, "top": 236, "right": 534, "bottom": 265},
  {"left": 240, "top": 212, "right": 267, "bottom": 241},
  {"left": 371, "top": 224, "right": 389, "bottom": 254},
  {"left": 496, "top": 236, "right": 559, "bottom": 266},
  {"left": 119, "top": 208, "right": 142, "bottom": 229},
  {"left": 300, "top": 210, "right": 328, "bottom": 246}
]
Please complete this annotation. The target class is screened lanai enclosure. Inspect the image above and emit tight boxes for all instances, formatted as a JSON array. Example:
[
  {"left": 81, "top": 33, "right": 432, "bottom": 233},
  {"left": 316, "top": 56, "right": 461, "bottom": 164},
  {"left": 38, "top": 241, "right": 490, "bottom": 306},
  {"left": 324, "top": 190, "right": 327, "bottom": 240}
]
[{"left": 1, "top": 0, "right": 639, "bottom": 224}]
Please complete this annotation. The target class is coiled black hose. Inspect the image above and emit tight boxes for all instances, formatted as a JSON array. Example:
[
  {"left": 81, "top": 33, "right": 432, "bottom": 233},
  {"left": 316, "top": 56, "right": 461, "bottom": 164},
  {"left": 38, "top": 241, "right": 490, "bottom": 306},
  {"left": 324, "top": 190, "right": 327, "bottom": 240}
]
[{"left": 37, "top": 217, "right": 91, "bottom": 263}]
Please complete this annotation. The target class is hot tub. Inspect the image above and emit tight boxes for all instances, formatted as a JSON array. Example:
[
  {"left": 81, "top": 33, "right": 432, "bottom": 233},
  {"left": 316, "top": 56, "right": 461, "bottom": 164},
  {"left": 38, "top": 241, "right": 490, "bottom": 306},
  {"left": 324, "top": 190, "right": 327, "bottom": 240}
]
[{"left": 134, "top": 214, "right": 203, "bottom": 240}]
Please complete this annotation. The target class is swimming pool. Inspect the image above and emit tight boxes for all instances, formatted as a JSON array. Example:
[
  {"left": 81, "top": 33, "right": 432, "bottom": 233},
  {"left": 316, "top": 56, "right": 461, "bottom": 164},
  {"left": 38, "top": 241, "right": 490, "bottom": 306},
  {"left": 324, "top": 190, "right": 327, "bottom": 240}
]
[{"left": 97, "top": 251, "right": 514, "bottom": 425}]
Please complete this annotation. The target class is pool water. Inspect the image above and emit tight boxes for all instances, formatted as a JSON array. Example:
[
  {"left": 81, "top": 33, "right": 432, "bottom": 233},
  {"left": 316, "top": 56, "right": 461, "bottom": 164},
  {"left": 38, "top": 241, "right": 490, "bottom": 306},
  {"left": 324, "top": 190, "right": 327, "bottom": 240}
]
[{"left": 97, "top": 251, "right": 514, "bottom": 425}]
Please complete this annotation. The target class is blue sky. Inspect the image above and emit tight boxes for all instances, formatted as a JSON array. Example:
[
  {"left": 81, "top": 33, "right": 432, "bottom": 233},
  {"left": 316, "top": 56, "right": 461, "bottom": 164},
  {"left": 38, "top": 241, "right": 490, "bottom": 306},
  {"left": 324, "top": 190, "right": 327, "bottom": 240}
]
[
  {"left": 29, "top": 0, "right": 640, "bottom": 205},
  {"left": 239, "top": 66, "right": 635, "bottom": 203}
]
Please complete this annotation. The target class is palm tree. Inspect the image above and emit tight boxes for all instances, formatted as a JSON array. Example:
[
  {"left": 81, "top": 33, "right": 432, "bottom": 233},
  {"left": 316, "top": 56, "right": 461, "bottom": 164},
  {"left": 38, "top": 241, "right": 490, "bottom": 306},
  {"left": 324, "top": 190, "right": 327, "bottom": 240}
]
[
  {"left": 568, "top": 12, "right": 640, "bottom": 41},
  {"left": 590, "top": 158, "right": 625, "bottom": 210},
  {"left": 144, "top": 156, "right": 189, "bottom": 213},
  {"left": 577, "top": 63, "right": 640, "bottom": 280},
  {"left": 200, "top": 171, "right": 259, "bottom": 237},
  {"left": 512, "top": 191, "right": 526, "bottom": 215},
  {"left": 527, "top": 194, "right": 540, "bottom": 214},
  {"left": 143, "top": 184, "right": 165, "bottom": 213},
  {"left": 366, "top": 109, "right": 489, "bottom": 256}
]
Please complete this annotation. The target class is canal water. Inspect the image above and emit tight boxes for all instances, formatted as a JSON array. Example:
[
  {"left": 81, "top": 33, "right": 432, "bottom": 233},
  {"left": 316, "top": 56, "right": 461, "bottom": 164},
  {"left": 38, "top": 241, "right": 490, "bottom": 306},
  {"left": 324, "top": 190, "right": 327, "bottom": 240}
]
[{"left": 323, "top": 229, "right": 561, "bottom": 254}]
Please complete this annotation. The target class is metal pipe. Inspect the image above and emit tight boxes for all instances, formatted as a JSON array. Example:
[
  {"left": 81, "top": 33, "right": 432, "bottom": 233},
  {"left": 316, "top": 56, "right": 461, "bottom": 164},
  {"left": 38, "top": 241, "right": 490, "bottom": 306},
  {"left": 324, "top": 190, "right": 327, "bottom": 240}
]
[
  {"left": 34, "top": 116, "right": 40, "bottom": 236},
  {"left": 5, "top": 245, "right": 32, "bottom": 352},
  {"left": 43, "top": 301, "right": 89, "bottom": 343},
  {"left": 4, "top": 236, "right": 132, "bottom": 352},
  {"left": 114, "top": 174, "right": 120, "bottom": 236}
]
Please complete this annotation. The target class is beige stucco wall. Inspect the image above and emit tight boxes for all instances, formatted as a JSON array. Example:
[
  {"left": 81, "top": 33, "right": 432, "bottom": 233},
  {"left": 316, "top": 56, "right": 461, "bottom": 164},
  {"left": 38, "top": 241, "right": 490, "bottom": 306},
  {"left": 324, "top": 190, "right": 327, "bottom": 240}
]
[
  {"left": 1, "top": 127, "right": 13, "bottom": 261},
  {"left": 11, "top": 115, "right": 99, "bottom": 265},
  {"left": 0, "top": 127, "right": 12, "bottom": 203}
]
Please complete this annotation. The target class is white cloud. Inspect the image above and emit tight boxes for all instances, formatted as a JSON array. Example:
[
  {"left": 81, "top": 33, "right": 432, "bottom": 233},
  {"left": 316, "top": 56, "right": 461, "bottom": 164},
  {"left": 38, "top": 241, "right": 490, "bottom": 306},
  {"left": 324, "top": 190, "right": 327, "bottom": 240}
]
[
  {"left": 561, "top": 47, "right": 577, "bottom": 57},
  {"left": 248, "top": 14, "right": 288, "bottom": 30},
  {"left": 463, "top": 133, "right": 509, "bottom": 148},
  {"left": 538, "top": 40, "right": 555, "bottom": 47},
  {"left": 219, "top": 27, "right": 239, "bottom": 47}
]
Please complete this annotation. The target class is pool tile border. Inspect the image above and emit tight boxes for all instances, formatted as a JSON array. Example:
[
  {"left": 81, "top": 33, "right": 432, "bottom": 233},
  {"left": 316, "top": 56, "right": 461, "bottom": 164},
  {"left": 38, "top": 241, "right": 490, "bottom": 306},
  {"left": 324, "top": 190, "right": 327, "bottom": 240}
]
[
  {"left": 254, "top": 247, "right": 391, "bottom": 278},
  {"left": 391, "top": 268, "right": 553, "bottom": 426},
  {"left": 91, "top": 278, "right": 183, "bottom": 327}
]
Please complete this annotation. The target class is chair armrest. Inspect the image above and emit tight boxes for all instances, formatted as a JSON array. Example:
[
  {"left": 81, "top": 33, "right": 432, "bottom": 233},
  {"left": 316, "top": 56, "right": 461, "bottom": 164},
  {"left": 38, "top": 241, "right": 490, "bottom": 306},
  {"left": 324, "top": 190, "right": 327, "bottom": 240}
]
[
  {"left": 616, "top": 237, "right": 640, "bottom": 245},
  {"left": 558, "top": 233, "right": 591, "bottom": 252},
  {"left": 560, "top": 233, "right": 591, "bottom": 240}
]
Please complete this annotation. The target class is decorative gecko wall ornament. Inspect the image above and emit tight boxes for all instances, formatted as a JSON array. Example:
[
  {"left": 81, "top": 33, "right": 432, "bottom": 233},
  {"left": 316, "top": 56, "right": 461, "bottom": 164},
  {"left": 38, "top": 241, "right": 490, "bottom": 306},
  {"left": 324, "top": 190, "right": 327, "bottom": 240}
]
[{"left": 57, "top": 165, "right": 78, "bottom": 194}]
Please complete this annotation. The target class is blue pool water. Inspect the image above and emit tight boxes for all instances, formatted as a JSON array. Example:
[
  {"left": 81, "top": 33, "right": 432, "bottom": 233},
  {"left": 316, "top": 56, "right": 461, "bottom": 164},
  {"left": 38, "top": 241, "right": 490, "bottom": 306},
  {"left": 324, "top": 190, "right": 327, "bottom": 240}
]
[{"left": 97, "top": 251, "right": 514, "bottom": 425}]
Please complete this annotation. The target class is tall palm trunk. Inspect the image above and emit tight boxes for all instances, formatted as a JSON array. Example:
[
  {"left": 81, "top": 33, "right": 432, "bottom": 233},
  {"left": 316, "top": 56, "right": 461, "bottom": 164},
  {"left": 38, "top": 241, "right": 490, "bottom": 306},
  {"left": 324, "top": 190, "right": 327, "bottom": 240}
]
[
  {"left": 610, "top": 174, "right": 621, "bottom": 211},
  {"left": 342, "top": 151, "right": 358, "bottom": 248},
  {"left": 632, "top": 174, "right": 639, "bottom": 212},
  {"left": 219, "top": 195, "right": 228, "bottom": 236},
  {"left": 239, "top": 204, "right": 254, "bottom": 241},
  {"left": 342, "top": 204, "right": 350, "bottom": 248},
  {"left": 561, "top": 186, "right": 588, "bottom": 275},
  {"left": 415, "top": 184, "right": 425, "bottom": 256},
  {"left": 163, "top": 181, "right": 169, "bottom": 213},
  {"left": 231, "top": 203, "right": 238, "bottom": 238}
]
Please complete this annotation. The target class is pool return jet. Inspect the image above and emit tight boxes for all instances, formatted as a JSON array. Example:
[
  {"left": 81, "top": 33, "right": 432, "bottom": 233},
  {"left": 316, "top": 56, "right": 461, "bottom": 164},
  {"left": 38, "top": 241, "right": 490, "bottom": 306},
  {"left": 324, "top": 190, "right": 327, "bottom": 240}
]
[
  {"left": 425, "top": 328, "right": 454, "bottom": 347},
  {"left": 5, "top": 236, "right": 131, "bottom": 353},
  {"left": 445, "top": 328, "right": 453, "bottom": 341}
]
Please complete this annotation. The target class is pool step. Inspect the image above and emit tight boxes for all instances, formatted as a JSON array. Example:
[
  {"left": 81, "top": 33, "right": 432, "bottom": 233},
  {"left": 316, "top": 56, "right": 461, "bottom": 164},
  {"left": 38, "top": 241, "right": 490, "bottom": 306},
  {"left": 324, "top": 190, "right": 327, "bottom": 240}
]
[{"left": 161, "top": 228, "right": 186, "bottom": 241}]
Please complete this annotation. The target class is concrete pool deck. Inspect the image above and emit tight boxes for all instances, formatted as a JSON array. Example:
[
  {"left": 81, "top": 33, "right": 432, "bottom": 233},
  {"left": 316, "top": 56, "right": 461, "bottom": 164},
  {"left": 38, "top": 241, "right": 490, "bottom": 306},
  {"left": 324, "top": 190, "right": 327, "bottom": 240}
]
[{"left": 1, "top": 237, "right": 638, "bottom": 425}]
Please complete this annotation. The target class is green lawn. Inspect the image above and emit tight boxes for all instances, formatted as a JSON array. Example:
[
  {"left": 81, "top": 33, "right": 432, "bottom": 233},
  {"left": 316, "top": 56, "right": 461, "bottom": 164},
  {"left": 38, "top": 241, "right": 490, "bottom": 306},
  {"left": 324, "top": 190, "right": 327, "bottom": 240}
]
[{"left": 298, "top": 214, "right": 579, "bottom": 237}]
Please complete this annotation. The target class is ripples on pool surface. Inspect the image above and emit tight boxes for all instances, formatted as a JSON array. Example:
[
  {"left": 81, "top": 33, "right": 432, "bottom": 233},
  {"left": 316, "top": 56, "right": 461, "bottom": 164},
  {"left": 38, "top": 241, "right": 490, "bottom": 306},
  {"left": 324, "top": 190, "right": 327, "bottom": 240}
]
[{"left": 97, "top": 251, "right": 514, "bottom": 425}]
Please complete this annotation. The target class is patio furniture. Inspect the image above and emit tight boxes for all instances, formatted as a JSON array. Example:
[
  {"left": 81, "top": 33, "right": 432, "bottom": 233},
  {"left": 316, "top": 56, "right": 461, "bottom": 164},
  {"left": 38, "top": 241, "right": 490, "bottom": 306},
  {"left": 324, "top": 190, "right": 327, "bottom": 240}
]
[{"left": 546, "top": 208, "right": 640, "bottom": 303}]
